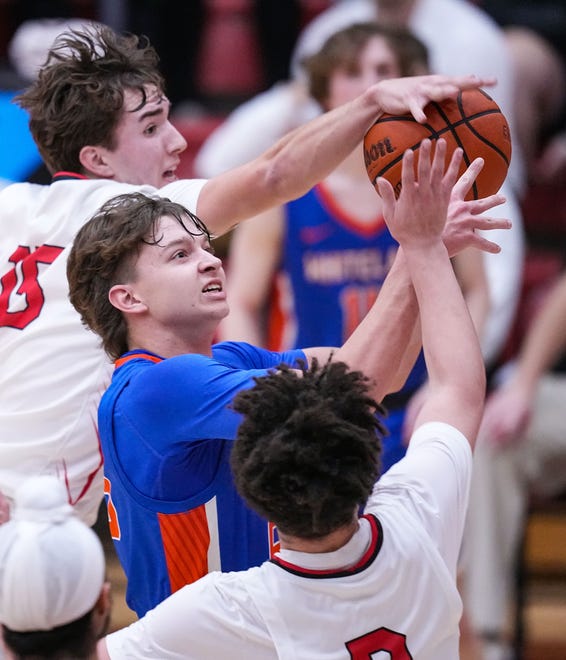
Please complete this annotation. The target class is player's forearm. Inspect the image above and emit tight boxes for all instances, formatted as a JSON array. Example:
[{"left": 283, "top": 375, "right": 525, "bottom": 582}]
[
  {"left": 404, "top": 241, "right": 485, "bottom": 402},
  {"left": 514, "top": 272, "right": 566, "bottom": 389},
  {"left": 333, "top": 250, "right": 421, "bottom": 401},
  {"left": 255, "top": 88, "right": 380, "bottom": 205}
]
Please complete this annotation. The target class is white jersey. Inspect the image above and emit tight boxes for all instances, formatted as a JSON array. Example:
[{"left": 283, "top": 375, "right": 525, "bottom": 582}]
[
  {"left": 106, "top": 421, "right": 472, "bottom": 659},
  {"left": 0, "top": 176, "right": 206, "bottom": 524}
]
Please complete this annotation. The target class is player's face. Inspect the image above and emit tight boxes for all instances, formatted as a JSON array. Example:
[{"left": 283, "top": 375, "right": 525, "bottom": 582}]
[
  {"left": 325, "top": 36, "right": 401, "bottom": 110},
  {"left": 103, "top": 86, "right": 188, "bottom": 188},
  {"left": 130, "top": 215, "right": 228, "bottom": 333}
]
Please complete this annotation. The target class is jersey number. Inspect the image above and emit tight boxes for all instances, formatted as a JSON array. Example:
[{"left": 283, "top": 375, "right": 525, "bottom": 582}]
[
  {"left": 0, "top": 244, "right": 64, "bottom": 329},
  {"left": 346, "top": 627, "right": 413, "bottom": 659},
  {"left": 340, "top": 285, "right": 379, "bottom": 341}
]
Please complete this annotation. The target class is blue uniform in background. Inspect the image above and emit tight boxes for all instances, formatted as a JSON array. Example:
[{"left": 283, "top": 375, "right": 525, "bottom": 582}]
[
  {"left": 270, "top": 183, "right": 427, "bottom": 471},
  {"left": 98, "top": 342, "right": 305, "bottom": 617}
]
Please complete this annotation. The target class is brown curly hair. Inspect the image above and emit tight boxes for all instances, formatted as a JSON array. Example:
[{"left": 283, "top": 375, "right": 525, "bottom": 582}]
[
  {"left": 67, "top": 192, "right": 211, "bottom": 360},
  {"left": 16, "top": 24, "right": 164, "bottom": 174},
  {"left": 231, "top": 360, "right": 388, "bottom": 539}
]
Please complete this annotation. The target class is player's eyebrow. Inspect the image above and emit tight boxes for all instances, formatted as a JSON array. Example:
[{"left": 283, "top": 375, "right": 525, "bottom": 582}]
[
  {"left": 137, "top": 104, "right": 167, "bottom": 122},
  {"left": 137, "top": 95, "right": 171, "bottom": 122}
]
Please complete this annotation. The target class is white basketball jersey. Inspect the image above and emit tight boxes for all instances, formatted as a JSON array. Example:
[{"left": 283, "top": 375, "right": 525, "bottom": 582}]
[
  {"left": 0, "top": 177, "right": 206, "bottom": 524},
  {"left": 105, "top": 422, "right": 472, "bottom": 659}
]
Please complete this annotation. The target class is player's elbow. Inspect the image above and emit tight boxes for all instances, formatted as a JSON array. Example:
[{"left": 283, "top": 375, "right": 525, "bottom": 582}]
[
  {"left": 458, "top": 366, "right": 487, "bottom": 414},
  {"left": 256, "top": 152, "right": 305, "bottom": 205}
]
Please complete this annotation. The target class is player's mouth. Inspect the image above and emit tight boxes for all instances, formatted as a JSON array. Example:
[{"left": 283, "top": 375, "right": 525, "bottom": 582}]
[
  {"left": 202, "top": 281, "right": 224, "bottom": 296},
  {"left": 163, "top": 168, "right": 178, "bottom": 182}
]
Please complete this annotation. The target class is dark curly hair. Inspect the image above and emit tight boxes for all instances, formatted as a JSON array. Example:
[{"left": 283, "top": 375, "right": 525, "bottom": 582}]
[
  {"left": 231, "top": 360, "right": 388, "bottom": 539},
  {"left": 67, "top": 192, "right": 211, "bottom": 360},
  {"left": 16, "top": 24, "right": 164, "bottom": 174}
]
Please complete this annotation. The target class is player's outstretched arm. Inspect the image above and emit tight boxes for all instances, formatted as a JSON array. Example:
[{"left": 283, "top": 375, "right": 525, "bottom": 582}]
[
  {"left": 196, "top": 74, "right": 496, "bottom": 236},
  {"left": 304, "top": 153, "right": 508, "bottom": 403},
  {"left": 378, "top": 139, "right": 486, "bottom": 445}
]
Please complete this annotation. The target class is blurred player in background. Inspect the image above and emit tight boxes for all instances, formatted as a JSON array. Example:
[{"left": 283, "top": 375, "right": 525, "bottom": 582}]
[{"left": 220, "top": 21, "right": 489, "bottom": 472}]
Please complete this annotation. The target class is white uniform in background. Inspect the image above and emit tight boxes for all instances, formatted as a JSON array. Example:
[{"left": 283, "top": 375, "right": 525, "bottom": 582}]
[
  {"left": 105, "top": 422, "right": 471, "bottom": 659},
  {"left": 0, "top": 176, "right": 205, "bottom": 524}
]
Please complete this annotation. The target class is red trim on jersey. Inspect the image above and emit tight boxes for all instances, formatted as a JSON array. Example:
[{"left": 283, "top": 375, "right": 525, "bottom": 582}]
[
  {"left": 114, "top": 352, "right": 163, "bottom": 368},
  {"left": 158, "top": 505, "right": 211, "bottom": 592},
  {"left": 315, "top": 182, "right": 386, "bottom": 239},
  {"left": 52, "top": 171, "right": 89, "bottom": 181},
  {"left": 62, "top": 418, "right": 104, "bottom": 506},
  {"left": 270, "top": 514, "right": 383, "bottom": 578}
]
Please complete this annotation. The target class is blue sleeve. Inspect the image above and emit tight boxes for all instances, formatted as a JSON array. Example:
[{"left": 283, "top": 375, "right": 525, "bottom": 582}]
[
  {"left": 123, "top": 345, "right": 306, "bottom": 449},
  {"left": 212, "top": 341, "right": 306, "bottom": 370}
]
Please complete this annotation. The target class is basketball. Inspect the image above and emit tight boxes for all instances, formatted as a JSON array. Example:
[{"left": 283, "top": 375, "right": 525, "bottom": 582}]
[{"left": 363, "top": 88, "right": 512, "bottom": 200}]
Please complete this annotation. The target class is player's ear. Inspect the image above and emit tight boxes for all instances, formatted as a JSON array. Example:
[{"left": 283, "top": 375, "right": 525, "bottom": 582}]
[
  {"left": 79, "top": 145, "right": 115, "bottom": 178},
  {"left": 109, "top": 283, "right": 147, "bottom": 315},
  {"left": 93, "top": 581, "right": 112, "bottom": 635}
]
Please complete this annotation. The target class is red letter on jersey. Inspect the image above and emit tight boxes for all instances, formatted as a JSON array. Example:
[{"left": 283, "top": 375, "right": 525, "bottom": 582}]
[
  {"left": 346, "top": 627, "right": 413, "bottom": 659},
  {"left": 0, "top": 244, "right": 64, "bottom": 329}
]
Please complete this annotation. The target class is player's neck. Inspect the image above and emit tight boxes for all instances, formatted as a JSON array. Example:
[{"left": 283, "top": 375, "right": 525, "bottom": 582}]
[
  {"left": 279, "top": 517, "right": 359, "bottom": 554},
  {"left": 128, "top": 324, "right": 216, "bottom": 359}
]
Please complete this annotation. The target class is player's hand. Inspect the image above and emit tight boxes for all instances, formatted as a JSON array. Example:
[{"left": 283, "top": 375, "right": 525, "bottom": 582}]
[
  {"left": 377, "top": 139, "right": 461, "bottom": 247},
  {"left": 442, "top": 157, "right": 511, "bottom": 256},
  {"left": 479, "top": 380, "right": 533, "bottom": 447},
  {"left": 374, "top": 73, "right": 496, "bottom": 123}
]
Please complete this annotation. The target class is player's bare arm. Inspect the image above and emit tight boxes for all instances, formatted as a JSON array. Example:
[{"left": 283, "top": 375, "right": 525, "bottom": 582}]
[
  {"left": 303, "top": 154, "right": 509, "bottom": 401},
  {"left": 378, "top": 139, "right": 486, "bottom": 444},
  {"left": 196, "top": 74, "right": 496, "bottom": 235}
]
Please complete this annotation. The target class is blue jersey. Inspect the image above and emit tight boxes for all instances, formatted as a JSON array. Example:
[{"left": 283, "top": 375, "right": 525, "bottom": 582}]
[
  {"left": 98, "top": 342, "right": 305, "bottom": 617},
  {"left": 272, "top": 184, "right": 427, "bottom": 469}
]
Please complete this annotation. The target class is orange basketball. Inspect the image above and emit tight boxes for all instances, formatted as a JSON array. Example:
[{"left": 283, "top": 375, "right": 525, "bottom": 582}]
[{"left": 363, "top": 88, "right": 512, "bottom": 200}]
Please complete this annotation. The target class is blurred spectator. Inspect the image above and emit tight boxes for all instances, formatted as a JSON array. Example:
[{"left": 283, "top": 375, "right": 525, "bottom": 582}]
[
  {"left": 461, "top": 269, "right": 566, "bottom": 660},
  {"left": 480, "top": 1, "right": 566, "bottom": 185}
]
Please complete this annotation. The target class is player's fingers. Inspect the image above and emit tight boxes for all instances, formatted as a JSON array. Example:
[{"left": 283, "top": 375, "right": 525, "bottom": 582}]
[
  {"left": 453, "top": 157, "right": 484, "bottom": 198},
  {"left": 471, "top": 216, "right": 512, "bottom": 231},
  {"left": 401, "top": 148, "right": 416, "bottom": 189},
  {"left": 439, "top": 143, "right": 461, "bottom": 186},
  {"left": 469, "top": 193, "right": 507, "bottom": 213},
  {"left": 467, "top": 234, "right": 502, "bottom": 254},
  {"left": 417, "top": 139, "right": 433, "bottom": 181},
  {"left": 451, "top": 74, "right": 497, "bottom": 90},
  {"left": 429, "top": 139, "right": 448, "bottom": 182},
  {"left": 408, "top": 98, "right": 427, "bottom": 124},
  {"left": 376, "top": 177, "right": 395, "bottom": 215}
]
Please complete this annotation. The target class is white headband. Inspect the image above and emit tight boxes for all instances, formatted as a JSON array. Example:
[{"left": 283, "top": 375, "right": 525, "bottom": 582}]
[{"left": 0, "top": 476, "right": 105, "bottom": 632}]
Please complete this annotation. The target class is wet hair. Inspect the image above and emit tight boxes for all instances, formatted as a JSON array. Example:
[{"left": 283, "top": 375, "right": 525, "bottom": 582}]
[
  {"left": 2, "top": 609, "right": 97, "bottom": 659},
  {"left": 16, "top": 24, "right": 164, "bottom": 174},
  {"left": 231, "top": 360, "right": 388, "bottom": 539},
  {"left": 302, "top": 22, "right": 429, "bottom": 106},
  {"left": 67, "top": 192, "right": 211, "bottom": 360}
]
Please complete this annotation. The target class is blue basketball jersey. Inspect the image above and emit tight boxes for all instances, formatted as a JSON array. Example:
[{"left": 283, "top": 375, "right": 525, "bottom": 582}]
[
  {"left": 271, "top": 184, "right": 427, "bottom": 470},
  {"left": 98, "top": 342, "right": 305, "bottom": 617}
]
